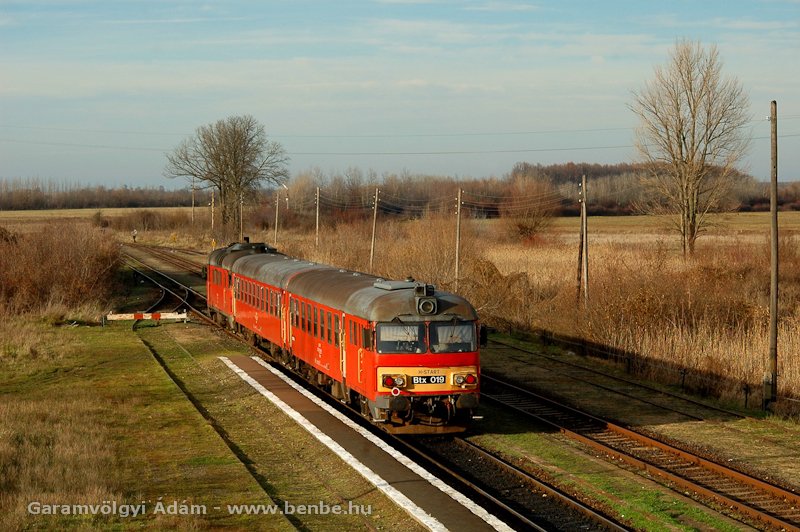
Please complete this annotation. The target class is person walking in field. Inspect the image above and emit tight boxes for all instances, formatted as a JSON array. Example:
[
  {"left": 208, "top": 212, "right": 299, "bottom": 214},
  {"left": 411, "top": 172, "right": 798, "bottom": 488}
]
[{"left": 131, "top": 229, "right": 137, "bottom": 243}]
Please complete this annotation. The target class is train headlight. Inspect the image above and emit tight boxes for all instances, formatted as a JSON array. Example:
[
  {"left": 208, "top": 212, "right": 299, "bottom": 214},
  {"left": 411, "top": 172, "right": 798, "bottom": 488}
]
[{"left": 382, "top": 374, "right": 407, "bottom": 389}]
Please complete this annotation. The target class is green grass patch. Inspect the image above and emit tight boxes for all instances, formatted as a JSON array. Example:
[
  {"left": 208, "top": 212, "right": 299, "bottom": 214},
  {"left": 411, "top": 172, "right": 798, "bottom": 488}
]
[
  {"left": 472, "top": 404, "right": 744, "bottom": 531},
  {"left": 0, "top": 318, "right": 290, "bottom": 530}
]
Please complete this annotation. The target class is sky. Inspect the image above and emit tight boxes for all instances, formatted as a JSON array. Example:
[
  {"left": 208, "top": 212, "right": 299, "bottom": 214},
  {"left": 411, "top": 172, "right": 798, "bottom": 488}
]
[{"left": 0, "top": 0, "right": 798, "bottom": 189}]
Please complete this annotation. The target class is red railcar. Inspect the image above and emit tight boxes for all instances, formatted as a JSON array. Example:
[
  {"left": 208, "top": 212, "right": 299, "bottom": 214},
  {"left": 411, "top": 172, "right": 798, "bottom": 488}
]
[{"left": 207, "top": 242, "right": 481, "bottom": 433}]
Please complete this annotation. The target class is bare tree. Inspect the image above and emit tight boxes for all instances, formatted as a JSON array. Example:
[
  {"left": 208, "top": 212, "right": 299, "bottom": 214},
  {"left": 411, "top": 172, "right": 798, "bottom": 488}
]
[
  {"left": 164, "top": 115, "right": 289, "bottom": 232},
  {"left": 630, "top": 40, "right": 750, "bottom": 255},
  {"left": 500, "top": 174, "right": 560, "bottom": 240}
]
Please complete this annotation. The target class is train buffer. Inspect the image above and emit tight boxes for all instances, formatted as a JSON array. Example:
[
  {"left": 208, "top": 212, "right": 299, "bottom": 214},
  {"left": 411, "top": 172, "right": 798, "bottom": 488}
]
[{"left": 102, "top": 311, "right": 189, "bottom": 326}]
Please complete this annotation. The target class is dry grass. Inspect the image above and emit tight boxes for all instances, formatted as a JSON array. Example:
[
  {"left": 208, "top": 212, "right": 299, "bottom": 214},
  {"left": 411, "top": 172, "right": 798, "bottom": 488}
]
[{"left": 0, "top": 397, "right": 120, "bottom": 530}]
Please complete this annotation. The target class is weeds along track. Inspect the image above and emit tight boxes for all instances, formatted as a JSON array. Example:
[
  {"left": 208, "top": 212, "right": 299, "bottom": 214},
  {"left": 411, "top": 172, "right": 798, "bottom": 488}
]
[
  {"left": 397, "top": 434, "right": 628, "bottom": 531},
  {"left": 122, "top": 247, "right": 633, "bottom": 530},
  {"left": 487, "top": 337, "right": 747, "bottom": 420},
  {"left": 481, "top": 375, "right": 800, "bottom": 530}
]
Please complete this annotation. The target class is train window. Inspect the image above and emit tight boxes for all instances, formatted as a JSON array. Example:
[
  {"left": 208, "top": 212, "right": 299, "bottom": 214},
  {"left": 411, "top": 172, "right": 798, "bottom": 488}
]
[
  {"left": 334, "top": 316, "right": 340, "bottom": 347},
  {"left": 429, "top": 322, "right": 477, "bottom": 353},
  {"left": 326, "top": 312, "right": 332, "bottom": 344},
  {"left": 301, "top": 302, "right": 306, "bottom": 330},
  {"left": 276, "top": 294, "right": 281, "bottom": 317},
  {"left": 306, "top": 303, "right": 312, "bottom": 333},
  {"left": 320, "top": 309, "right": 326, "bottom": 340},
  {"left": 313, "top": 307, "right": 319, "bottom": 337},
  {"left": 376, "top": 323, "right": 426, "bottom": 354}
]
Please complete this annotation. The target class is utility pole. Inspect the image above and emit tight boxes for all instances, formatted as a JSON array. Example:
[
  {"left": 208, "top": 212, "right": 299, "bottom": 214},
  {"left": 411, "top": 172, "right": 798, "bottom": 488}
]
[
  {"left": 210, "top": 189, "right": 215, "bottom": 232},
  {"left": 369, "top": 187, "right": 379, "bottom": 273},
  {"left": 576, "top": 175, "right": 589, "bottom": 308},
  {"left": 274, "top": 190, "right": 280, "bottom": 246},
  {"left": 238, "top": 191, "right": 244, "bottom": 242},
  {"left": 191, "top": 176, "right": 195, "bottom": 226},
  {"left": 766, "top": 100, "right": 779, "bottom": 410},
  {"left": 455, "top": 188, "right": 463, "bottom": 293},
  {"left": 581, "top": 174, "right": 589, "bottom": 308},
  {"left": 315, "top": 186, "right": 320, "bottom": 249}
]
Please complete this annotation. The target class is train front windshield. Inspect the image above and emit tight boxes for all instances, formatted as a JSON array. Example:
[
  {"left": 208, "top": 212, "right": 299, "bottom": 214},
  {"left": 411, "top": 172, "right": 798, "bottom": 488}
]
[{"left": 376, "top": 322, "right": 476, "bottom": 354}]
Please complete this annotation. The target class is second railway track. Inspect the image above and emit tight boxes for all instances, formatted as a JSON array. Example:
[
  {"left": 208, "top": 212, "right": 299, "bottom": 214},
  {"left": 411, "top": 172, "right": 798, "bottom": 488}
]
[{"left": 481, "top": 374, "right": 800, "bottom": 530}]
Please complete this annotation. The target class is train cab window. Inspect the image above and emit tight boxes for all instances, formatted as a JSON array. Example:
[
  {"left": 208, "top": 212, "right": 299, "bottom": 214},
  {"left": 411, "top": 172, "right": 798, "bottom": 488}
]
[
  {"left": 429, "top": 322, "right": 477, "bottom": 353},
  {"left": 376, "top": 323, "right": 426, "bottom": 354}
]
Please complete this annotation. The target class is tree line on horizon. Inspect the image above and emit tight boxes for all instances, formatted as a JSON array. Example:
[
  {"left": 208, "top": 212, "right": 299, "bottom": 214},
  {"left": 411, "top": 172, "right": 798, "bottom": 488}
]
[{"left": 1, "top": 163, "right": 795, "bottom": 215}]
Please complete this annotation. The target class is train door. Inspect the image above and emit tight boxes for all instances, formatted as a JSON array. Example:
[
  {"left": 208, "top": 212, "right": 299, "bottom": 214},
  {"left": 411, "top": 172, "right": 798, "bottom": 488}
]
[{"left": 339, "top": 313, "right": 347, "bottom": 384}]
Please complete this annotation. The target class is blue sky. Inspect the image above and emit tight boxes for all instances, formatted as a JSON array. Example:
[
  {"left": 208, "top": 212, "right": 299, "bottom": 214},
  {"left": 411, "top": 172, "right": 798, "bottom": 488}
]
[{"left": 1, "top": 0, "right": 798, "bottom": 188}]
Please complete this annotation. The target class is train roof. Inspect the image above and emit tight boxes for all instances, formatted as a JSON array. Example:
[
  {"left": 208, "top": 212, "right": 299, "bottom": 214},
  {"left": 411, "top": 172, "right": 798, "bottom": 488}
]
[{"left": 210, "top": 243, "right": 478, "bottom": 323}]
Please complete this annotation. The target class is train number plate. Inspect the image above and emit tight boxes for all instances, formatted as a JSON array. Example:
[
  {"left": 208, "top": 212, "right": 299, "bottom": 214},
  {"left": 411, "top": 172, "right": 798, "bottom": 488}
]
[{"left": 412, "top": 375, "right": 446, "bottom": 385}]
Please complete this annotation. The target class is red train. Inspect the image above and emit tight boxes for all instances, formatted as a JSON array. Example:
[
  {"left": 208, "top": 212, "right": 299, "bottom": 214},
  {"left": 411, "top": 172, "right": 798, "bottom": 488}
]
[{"left": 206, "top": 241, "right": 482, "bottom": 433}]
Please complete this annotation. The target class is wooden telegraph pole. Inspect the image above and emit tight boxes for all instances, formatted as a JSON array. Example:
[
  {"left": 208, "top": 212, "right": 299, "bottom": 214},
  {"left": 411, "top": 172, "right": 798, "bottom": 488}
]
[
  {"left": 369, "top": 188, "right": 379, "bottom": 273},
  {"left": 273, "top": 190, "right": 280, "bottom": 246},
  {"left": 455, "top": 188, "right": 463, "bottom": 293},
  {"left": 766, "top": 100, "right": 779, "bottom": 409},
  {"left": 315, "top": 186, "right": 320, "bottom": 249},
  {"left": 191, "top": 176, "right": 195, "bottom": 226},
  {"left": 238, "top": 191, "right": 243, "bottom": 242},
  {"left": 576, "top": 175, "right": 589, "bottom": 308}
]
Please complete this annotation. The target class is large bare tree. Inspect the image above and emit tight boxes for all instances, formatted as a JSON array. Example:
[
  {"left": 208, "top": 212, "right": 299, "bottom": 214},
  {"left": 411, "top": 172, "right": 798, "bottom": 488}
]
[
  {"left": 630, "top": 40, "right": 750, "bottom": 255},
  {"left": 164, "top": 115, "right": 289, "bottom": 232}
]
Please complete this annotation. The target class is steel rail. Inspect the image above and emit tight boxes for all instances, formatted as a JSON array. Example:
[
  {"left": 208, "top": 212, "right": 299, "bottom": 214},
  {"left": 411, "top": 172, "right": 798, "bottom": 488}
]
[
  {"left": 453, "top": 437, "right": 629, "bottom": 531},
  {"left": 481, "top": 374, "right": 800, "bottom": 531}
]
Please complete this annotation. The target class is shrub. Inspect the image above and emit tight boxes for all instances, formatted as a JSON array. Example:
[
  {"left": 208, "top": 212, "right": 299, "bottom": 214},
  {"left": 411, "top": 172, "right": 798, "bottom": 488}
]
[{"left": 0, "top": 223, "right": 120, "bottom": 314}]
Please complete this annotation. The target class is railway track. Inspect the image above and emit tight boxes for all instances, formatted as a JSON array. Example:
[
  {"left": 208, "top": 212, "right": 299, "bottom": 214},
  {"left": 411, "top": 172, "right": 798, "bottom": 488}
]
[
  {"left": 481, "top": 374, "right": 800, "bottom": 530},
  {"left": 122, "top": 245, "right": 628, "bottom": 530},
  {"left": 127, "top": 243, "right": 205, "bottom": 276}
]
